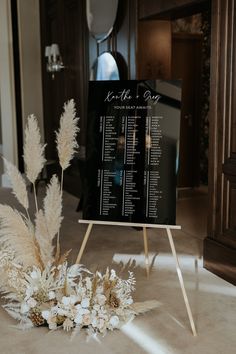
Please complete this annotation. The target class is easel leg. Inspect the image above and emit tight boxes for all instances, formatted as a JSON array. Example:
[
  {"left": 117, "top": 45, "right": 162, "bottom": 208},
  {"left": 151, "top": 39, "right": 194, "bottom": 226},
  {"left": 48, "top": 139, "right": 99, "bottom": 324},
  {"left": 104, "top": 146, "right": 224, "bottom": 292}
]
[
  {"left": 166, "top": 227, "right": 197, "bottom": 336},
  {"left": 143, "top": 227, "right": 150, "bottom": 278},
  {"left": 75, "top": 223, "right": 93, "bottom": 264}
]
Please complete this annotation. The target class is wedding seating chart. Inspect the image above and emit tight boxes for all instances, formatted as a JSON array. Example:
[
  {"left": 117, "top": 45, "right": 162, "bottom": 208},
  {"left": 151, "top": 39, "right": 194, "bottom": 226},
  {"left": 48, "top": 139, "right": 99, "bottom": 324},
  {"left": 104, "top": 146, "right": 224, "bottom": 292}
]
[{"left": 83, "top": 80, "right": 181, "bottom": 225}]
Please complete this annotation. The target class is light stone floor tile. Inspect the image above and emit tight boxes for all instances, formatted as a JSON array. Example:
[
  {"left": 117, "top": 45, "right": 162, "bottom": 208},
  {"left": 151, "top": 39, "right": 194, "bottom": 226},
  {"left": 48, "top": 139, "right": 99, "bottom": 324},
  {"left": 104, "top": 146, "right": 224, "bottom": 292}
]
[{"left": 0, "top": 186, "right": 235, "bottom": 354}]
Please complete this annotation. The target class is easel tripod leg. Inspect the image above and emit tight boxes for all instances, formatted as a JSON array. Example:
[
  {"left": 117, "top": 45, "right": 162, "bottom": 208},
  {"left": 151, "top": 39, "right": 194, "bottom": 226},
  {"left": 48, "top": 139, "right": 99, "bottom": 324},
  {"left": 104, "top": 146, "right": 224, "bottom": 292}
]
[
  {"left": 75, "top": 223, "right": 93, "bottom": 264},
  {"left": 166, "top": 227, "right": 197, "bottom": 336},
  {"left": 143, "top": 227, "right": 150, "bottom": 277}
]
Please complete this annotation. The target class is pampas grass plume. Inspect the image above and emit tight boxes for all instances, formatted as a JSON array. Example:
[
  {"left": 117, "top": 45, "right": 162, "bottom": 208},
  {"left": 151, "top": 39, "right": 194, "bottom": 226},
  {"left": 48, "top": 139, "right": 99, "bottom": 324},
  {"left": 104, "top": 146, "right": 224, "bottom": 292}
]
[
  {"left": 23, "top": 114, "right": 46, "bottom": 184},
  {"left": 56, "top": 99, "right": 79, "bottom": 170},
  {"left": 35, "top": 175, "right": 63, "bottom": 266},
  {"left": 0, "top": 205, "right": 42, "bottom": 268},
  {"left": 3, "top": 158, "right": 29, "bottom": 211}
]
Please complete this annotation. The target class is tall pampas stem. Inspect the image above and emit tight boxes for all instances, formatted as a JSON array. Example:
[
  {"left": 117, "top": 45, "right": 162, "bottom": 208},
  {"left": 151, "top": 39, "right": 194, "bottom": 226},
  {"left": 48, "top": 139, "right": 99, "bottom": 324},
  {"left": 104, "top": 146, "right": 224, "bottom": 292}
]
[
  {"left": 23, "top": 115, "right": 46, "bottom": 214},
  {"left": 55, "top": 99, "right": 79, "bottom": 259},
  {"left": 2, "top": 156, "right": 31, "bottom": 221}
]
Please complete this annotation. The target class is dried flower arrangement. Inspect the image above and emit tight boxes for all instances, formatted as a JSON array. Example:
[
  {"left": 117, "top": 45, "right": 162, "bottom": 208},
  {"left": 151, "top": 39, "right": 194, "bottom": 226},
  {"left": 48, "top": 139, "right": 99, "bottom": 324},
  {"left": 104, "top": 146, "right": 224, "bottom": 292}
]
[{"left": 0, "top": 100, "right": 159, "bottom": 336}]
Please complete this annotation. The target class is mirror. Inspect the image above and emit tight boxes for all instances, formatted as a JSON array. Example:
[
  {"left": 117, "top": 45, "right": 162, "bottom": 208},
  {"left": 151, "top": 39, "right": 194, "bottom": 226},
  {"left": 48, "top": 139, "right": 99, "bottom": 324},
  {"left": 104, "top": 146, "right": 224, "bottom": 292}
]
[
  {"left": 90, "top": 52, "right": 120, "bottom": 80},
  {"left": 86, "top": 0, "right": 119, "bottom": 43}
]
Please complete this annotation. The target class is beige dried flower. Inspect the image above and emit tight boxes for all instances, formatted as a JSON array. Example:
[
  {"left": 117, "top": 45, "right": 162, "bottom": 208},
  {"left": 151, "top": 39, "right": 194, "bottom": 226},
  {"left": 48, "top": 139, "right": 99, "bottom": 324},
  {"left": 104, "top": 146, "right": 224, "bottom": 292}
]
[
  {"left": 3, "top": 158, "right": 29, "bottom": 211},
  {"left": 0, "top": 205, "right": 43, "bottom": 269},
  {"left": 29, "top": 307, "right": 45, "bottom": 326},
  {"left": 23, "top": 114, "right": 46, "bottom": 184},
  {"left": 35, "top": 175, "right": 63, "bottom": 266},
  {"left": 56, "top": 99, "right": 79, "bottom": 171}
]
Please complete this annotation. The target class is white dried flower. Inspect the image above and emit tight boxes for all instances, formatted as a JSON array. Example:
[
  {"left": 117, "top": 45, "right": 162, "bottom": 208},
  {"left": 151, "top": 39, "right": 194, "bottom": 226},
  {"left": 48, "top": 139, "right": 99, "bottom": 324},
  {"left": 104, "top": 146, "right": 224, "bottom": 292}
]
[
  {"left": 27, "top": 298, "right": 37, "bottom": 308},
  {"left": 81, "top": 298, "right": 90, "bottom": 308},
  {"left": 20, "top": 302, "right": 30, "bottom": 314},
  {"left": 74, "top": 314, "right": 83, "bottom": 325},
  {"left": 63, "top": 318, "right": 74, "bottom": 331},
  {"left": 109, "top": 315, "right": 119, "bottom": 328},
  {"left": 96, "top": 294, "right": 106, "bottom": 306},
  {"left": 62, "top": 296, "right": 71, "bottom": 306},
  {"left": 48, "top": 291, "right": 55, "bottom": 300},
  {"left": 83, "top": 314, "right": 91, "bottom": 326},
  {"left": 42, "top": 310, "right": 50, "bottom": 320},
  {"left": 48, "top": 317, "right": 57, "bottom": 330}
]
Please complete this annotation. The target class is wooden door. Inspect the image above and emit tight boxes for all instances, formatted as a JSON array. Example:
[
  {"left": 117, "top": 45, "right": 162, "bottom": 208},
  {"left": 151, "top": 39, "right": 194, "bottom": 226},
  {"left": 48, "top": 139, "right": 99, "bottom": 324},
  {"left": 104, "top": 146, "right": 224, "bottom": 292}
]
[
  {"left": 40, "top": 0, "right": 88, "bottom": 196},
  {"left": 172, "top": 33, "right": 202, "bottom": 188}
]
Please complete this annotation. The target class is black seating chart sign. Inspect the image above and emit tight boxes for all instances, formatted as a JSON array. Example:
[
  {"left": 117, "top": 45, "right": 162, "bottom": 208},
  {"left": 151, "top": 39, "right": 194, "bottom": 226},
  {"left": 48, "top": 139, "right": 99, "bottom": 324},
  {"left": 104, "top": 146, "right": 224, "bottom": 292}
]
[{"left": 83, "top": 80, "right": 181, "bottom": 225}]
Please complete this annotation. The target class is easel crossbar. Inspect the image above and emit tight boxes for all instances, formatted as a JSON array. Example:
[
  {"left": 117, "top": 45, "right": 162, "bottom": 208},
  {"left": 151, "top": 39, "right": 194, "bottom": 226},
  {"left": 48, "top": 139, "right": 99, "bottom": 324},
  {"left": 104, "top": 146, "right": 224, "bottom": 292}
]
[{"left": 79, "top": 219, "right": 181, "bottom": 230}]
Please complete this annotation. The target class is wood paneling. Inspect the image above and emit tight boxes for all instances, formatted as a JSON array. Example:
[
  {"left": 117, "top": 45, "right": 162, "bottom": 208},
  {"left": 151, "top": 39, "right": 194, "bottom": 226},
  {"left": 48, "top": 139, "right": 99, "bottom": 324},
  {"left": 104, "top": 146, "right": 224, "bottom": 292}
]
[
  {"left": 172, "top": 33, "right": 202, "bottom": 188},
  {"left": 138, "top": 0, "right": 209, "bottom": 20},
  {"left": 137, "top": 20, "right": 171, "bottom": 79},
  {"left": 204, "top": 0, "right": 236, "bottom": 284}
]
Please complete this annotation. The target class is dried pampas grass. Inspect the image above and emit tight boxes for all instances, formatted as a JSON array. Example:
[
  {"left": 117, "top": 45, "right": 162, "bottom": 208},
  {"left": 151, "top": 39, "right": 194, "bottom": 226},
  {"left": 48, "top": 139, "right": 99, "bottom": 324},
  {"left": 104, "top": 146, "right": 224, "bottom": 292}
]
[
  {"left": 56, "top": 99, "right": 79, "bottom": 171},
  {"left": 35, "top": 175, "right": 63, "bottom": 266},
  {"left": 0, "top": 205, "right": 43, "bottom": 269},
  {"left": 3, "top": 158, "right": 29, "bottom": 212},
  {"left": 23, "top": 114, "right": 46, "bottom": 184}
]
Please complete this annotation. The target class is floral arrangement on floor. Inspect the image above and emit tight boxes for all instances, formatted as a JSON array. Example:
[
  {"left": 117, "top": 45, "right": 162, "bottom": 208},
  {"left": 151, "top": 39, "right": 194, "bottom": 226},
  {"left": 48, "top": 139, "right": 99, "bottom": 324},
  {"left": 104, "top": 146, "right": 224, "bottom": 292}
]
[{"left": 0, "top": 100, "right": 159, "bottom": 336}]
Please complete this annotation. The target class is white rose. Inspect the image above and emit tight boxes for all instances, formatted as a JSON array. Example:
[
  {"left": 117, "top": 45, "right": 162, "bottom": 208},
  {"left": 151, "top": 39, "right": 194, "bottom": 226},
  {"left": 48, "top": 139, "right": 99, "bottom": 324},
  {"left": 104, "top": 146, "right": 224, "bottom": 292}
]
[{"left": 109, "top": 315, "right": 119, "bottom": 328}]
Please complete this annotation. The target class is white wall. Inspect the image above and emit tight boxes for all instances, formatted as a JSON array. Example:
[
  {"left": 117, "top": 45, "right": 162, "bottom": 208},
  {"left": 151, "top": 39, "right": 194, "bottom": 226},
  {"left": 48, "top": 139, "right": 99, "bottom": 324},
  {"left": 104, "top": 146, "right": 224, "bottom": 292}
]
[
  {"left": 0, "top": 0, "right": 44, "bottom": 187},
  {"left": 0, "top": 0, "right": 18, "bottom": 187},
  {"left": 17, "top": 0, "right": 44, "bottom": 138}
]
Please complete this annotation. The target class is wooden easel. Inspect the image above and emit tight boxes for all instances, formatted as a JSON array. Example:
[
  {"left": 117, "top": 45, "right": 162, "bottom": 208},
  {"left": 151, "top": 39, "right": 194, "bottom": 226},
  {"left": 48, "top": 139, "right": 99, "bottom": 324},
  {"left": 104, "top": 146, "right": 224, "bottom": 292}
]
[{"left": 76, "top": 219, "right": 197, "bottom": 336}]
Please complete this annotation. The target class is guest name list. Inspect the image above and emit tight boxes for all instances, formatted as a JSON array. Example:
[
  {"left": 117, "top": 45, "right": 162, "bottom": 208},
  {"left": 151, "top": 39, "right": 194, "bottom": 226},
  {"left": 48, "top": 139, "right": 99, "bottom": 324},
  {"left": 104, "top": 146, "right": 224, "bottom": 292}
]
[{"left": 84, "top": 81, "right": 179, "bottom": 225}]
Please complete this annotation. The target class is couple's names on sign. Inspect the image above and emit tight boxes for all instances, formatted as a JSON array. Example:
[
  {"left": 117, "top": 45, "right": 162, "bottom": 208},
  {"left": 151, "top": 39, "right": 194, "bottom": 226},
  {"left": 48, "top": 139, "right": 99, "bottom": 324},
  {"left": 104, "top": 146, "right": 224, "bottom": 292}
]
[
  {"left": 104, "top": 88, "right": 161, "bottom": 105},
  {"left": 84, "top": 80, "right": 181, "bottom": 225}
]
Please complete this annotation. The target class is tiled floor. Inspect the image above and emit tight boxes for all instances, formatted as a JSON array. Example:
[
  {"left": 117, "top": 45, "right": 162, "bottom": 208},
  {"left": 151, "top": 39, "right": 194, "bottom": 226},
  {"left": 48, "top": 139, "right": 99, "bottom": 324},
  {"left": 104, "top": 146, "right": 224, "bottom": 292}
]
[{"left": 0, "top": 186, "right": 236, "bottom": 354}]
